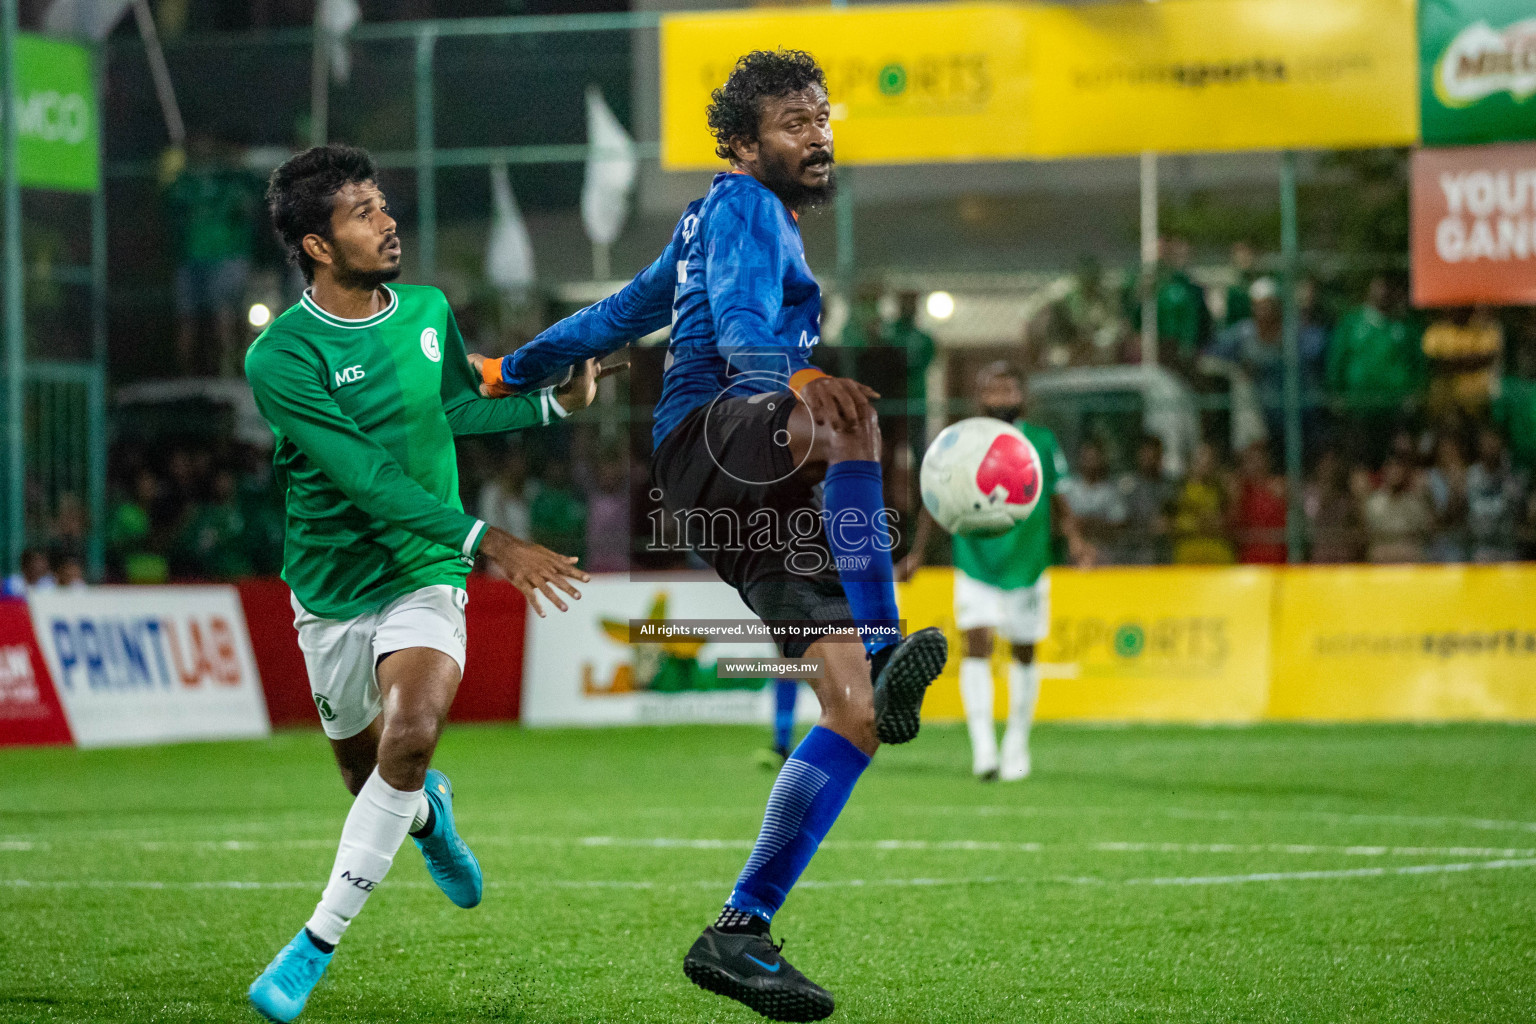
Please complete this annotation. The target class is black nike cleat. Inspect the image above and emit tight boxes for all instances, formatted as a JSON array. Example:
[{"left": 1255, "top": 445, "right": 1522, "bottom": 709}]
[
  {"left": 870, "top": 626, "right": 949, "bottom": 745},
  {"left": 683, "top": 926, "right": 834, "bottom": 1022}
]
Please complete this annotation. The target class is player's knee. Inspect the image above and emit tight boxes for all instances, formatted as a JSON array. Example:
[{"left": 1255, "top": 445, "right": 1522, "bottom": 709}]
[
  {"left": 1012, "top": 643, "right": 1036, "bottom": 665},
  {"left": 379, "top": 717, "right": 441, "bottom": 775},
  {"left": 825, "top": 702, "right": 877, "bottom": 754}
]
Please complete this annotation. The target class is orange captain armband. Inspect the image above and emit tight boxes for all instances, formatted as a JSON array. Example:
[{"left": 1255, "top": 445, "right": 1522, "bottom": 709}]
[
  {"left": 479, "top": 354, "right": 513, "bottom": 398},
  {"left": 788, "top": 367, "right": 828, "bottom": 394}
]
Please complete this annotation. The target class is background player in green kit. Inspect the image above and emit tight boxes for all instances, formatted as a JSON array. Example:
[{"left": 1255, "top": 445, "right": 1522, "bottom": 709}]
[
  {"left": 243, "top": 146, "right": 594, "bottom": 1023},
  {"left": 901, "top": 362, "right": 1095, "bottom": 781}
]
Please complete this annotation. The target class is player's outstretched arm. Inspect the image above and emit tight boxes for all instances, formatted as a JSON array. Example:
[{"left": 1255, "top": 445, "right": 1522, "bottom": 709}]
[
  {"left": 442, "top": 307, "right": 581, "bottom": 435},
  {"left": 479, "top": 242, "right": 676, "bottom": 398},
  {"left": 477, "top": 526, "right": 590, "bottom": 617}
]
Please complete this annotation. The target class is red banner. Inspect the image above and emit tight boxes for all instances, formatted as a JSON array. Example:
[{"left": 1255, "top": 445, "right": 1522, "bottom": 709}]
[
  {"left": 1412, "top": 142, "right": 1536, "bottom": 307},
  {"left": 238, "top": 576, "right": 526, "bottom": 729},
  {"left": 0, "top": 600, "right": 72, "bottom": 746}
]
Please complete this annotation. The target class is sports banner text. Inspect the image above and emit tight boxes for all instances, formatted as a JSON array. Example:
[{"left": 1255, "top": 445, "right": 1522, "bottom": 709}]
[{"left": 660, "top": 0, "right": 1416, "bottom": 168}]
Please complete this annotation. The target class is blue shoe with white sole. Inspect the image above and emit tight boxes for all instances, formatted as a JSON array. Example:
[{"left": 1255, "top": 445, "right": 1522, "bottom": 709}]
[
  {"left": 413, "top": 768, "right": 483, "bottom": 909},
  {"left": 248, "top": 928, "right": 333, "bottom": 1022}
]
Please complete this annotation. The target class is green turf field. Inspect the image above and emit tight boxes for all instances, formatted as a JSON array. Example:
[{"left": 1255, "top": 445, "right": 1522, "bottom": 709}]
[{"left": 2, "top": 722, "right": 1534, "bottom": 1023}]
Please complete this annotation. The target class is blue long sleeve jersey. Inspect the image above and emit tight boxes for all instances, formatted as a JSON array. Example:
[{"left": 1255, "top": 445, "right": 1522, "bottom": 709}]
[{"left": 494, "top": 172, "right": 825, "bottom": 447}]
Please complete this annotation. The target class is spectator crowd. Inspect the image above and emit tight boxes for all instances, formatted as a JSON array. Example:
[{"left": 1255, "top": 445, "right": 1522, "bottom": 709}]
[
  {"left": 0, "top": 434, "right": 638, "bottom": 590},
  {"left": 11, "top": 221, "right": 1536, "bottom": 588},
  {"left": 1019, "top": 233, "right": 1536, "bottom": 566},
  {"left": 1056, "top": 430, "right": 1536, "bottom": 566}
]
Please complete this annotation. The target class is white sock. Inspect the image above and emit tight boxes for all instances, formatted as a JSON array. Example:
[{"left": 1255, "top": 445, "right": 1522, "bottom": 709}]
[
  {"left": 958, "top": 657, "right": 999, "bottom": 775},
  {"left": 410, "top": 792, "right": 431, "bottom": 834},
  {"left": 305, "top": 769, "right": 424, "bottom": 946},
  {"left": 1000, "top": 661, "right": 1040, "bottom": 780}
]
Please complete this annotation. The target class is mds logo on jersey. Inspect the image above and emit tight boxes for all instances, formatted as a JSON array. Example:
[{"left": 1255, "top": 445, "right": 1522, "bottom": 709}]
[{"left": 334, "top": 364, "right": 366, "bottom": 388}]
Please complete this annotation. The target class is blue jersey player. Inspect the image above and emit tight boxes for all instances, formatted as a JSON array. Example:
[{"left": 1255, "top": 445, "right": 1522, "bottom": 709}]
[{"left": 474, "top": 50, "right": 948, "bottom": 1022}]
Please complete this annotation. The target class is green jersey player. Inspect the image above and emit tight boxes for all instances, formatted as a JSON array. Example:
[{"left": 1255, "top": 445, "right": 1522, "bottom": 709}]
[
  {"left": 244, "top": 145, "right": 593, "bottom": 1023},
  {"left": 901, "top": 363, "right": 1094, "bottom": 781}
]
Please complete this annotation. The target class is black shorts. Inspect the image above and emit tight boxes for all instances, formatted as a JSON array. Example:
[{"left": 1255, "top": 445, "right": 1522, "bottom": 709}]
[{"left": 649, "top": 392, "right": 851, "bottom": 658}]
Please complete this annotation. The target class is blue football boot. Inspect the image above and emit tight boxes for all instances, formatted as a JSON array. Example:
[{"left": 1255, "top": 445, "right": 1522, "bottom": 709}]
[
  {"left": 412, "top": 768, "right": 483, "bottom": 908},
  {"left": 248, "top": 928, "right": 334, "bottom": 1022}
]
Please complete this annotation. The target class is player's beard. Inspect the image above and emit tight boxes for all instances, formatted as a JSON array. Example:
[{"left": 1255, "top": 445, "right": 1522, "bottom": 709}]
[
  {"left": 333, "top": 245, "right": 403, "bottom": 291},
  {"left": 982, "top": 404, "right": 1022, "bottom": 423},
  {"left": 760, "top": 147, "right": 837, "bottom": 211}
]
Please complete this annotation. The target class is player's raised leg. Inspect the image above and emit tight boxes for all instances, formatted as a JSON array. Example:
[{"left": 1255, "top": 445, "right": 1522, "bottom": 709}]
[
  {"left": 784, "top": 390, "right": 948, "bottom": 745},
  {"left": 685, "top": 639, "right": 876, "bottom": 1022}
]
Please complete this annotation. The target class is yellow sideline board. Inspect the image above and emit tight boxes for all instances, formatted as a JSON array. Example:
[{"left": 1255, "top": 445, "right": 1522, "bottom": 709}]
[
  {"left": 903, "top": 566, "right": 1274, "bottom": 723},
  {"left": 660, "top": 3, "right": 1032, "bottom": 168},
  {"left": 903, "top": 564, "right": 1536, "bottom": 723},
  {"left": 659, "top": 0, "right": 1418, "bottom": 170},
  {"left": 1268, "top": 565, "right": 1536, "bottom": 721},
  {"left": 1026, "top": 0, "right": 1419, "bottom": 157}
]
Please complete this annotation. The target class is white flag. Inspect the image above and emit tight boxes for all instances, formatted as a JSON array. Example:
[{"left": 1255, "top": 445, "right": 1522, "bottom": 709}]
[
  {"left": 44, "top": 0, "right": 135, "bottom": 40},
  {"left": 580, "top": 85, "right": 637, "bottom": 250},
  {"left": 319, "top": 0, "right": 360, "bottom": 84},
  {"left": 486, "top": 163, "right": 535, "bottom": 294}
]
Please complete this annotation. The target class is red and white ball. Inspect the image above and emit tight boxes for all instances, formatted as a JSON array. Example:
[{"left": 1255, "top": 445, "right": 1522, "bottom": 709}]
[{"left": 920, "top": 417, "right": 1044, "bottom": 537}]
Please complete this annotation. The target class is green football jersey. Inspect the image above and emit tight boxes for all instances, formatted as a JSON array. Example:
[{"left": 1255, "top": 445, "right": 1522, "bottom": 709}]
[
  {"left": 245, "top": 284, "right": 564, "bottom": 618},
  {"left": 950, "top": 421, "right": 1067, "bottom": 591}
]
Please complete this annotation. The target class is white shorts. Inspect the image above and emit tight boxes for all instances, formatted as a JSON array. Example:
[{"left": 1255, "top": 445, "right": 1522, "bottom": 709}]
[
  {"left": 953, "top": 570, "right": 1050, "bottom": 645},
  {"left": 290, "top": 585, "right": 468, "bottom": 740}
]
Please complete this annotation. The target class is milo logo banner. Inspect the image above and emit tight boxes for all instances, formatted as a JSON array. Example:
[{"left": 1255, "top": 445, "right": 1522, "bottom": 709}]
[
  {"left": 2, "top": 34, "right": 100, "bottom": 192},
  {"left": 1421, "top": 0, "right": 1536, "bottom": 146}
]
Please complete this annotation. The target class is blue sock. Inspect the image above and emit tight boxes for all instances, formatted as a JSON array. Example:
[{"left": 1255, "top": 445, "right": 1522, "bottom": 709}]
[
  {"left": 821, "top": 460, "right": 901, "bottom": 655},
  {"left": 726, "top": 725, "right": 870, "bottom": 921},
  {"left": 773, "top": 679, "right": 797, "bottom": 752}
]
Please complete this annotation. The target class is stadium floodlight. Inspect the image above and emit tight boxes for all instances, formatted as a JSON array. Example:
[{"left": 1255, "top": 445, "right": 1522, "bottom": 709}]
[
  {"left": 247, "top": 303, "right": 272, "bottom": 328},
  {"left": 925, "top": 291, "right": 955, "bottom": 321}
]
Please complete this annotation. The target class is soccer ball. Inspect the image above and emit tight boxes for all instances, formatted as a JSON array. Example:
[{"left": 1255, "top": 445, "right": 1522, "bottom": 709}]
[{"left": 920, "top": 417, "right": 1044, "bottom": 537}]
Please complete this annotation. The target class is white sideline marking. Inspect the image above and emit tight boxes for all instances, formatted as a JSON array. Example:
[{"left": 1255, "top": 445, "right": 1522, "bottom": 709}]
[
  {"left": 5, "top": 835, "right": 1533, "bottom": 860},
  {"left": 9, "top": 858, "right": 1536, "bottom": 894},
  {"left": 11, "top": 806, "right": 1536, "bottom": 847},
  {"left": 1113, "top": 857, "right": 1536, "bottom": 887},
  {"left": 882, "top": 806, "right": 1536, "bottom": 834},
  {"left": 577, "top": 836, "right": 749, "bottom": 850}
]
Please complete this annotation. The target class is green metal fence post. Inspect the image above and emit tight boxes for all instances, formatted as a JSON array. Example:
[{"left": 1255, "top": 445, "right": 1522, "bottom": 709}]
[
  {"left": 1280, "top": 151, "right": 1304, "bottom": 564},
  {"left": 1, "top": 0, "right": 22, "bottom": 572},
  {"left": 88, "top": 43, "right": 108, "bottom": 580},
  {"left": 415, "top": 27, "right": 437, "bottom": 284}
]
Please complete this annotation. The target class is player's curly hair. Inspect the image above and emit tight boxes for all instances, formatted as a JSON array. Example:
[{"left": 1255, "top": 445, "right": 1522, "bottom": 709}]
[
  {"left": 266, "top": 144, "right": 378, "bottom": 282},
  {"left": 707, "top": 49, "right": 828, "bottom": 162}
]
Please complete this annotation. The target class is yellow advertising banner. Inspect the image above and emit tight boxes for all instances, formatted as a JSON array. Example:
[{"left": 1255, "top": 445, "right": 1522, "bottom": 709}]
[
  {"left": 904, "top": 566, "right": 1274, "bottom": 723},
  {"left": 660, "top": 3, "right": 1032, "bottom": 169},
  {"left": 660, "top": 0, "right": 1418, "bottom": 170},
  {"left": 1026, "top": 0, "right": 1419, "bottom": 157},
  {"left": 1269, "top": 565, "right": 1536, "bottom": 721}
]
